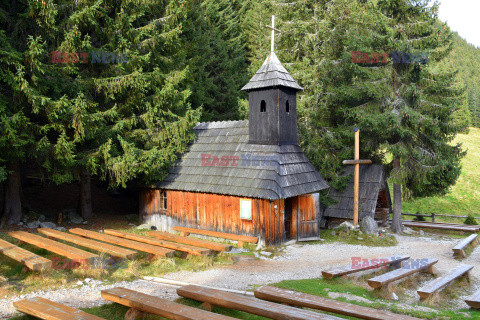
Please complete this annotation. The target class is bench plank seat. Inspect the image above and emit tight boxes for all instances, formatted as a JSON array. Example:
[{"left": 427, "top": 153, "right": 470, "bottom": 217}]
[
  {"left": 0, "top": 238, "right": 51, "bottom": 271},
  {"left": 453, "top": 234, "right": 478, "bottom": 258},
  {"left": 148, "top": 231, "right": 232, "bottom": 252},
  {"left": 177, "top": 285, "right": 344, "bottom": 320},
  {"left": 101, "top": 287, "right": 237, "bottom": 320},
  {"left": 402, "top": 221, "right": 479, "bottom": 232},
  {"left": 9, "top": 231, "right": 98, "bottom": 263},
  {"left": 322, "top": 255, "right": 410, "bottom": 279},
  {"left": 465, "top": 289, "right": 480, "bottom": 309},
  {"left": 13, "top": 297, "right": 105, "bottom": 320},
  {"left": 417, "top": 264, "right": 473, "bottom": 300},
  {"left": 405, "top": 220, "right": 480, "bottom": 230},
  {"left": 104, "top": 229, "right": 211, "bottom": 256},
  {"left": 69, "top": 228, "right": 174, "bottom": 258},
  {"left": 38, "top": 228, "right": 137, "bottom": 260},
  {"left": 368, "top": 258, "right": 438, "bottom": 289},
  {"left": 254, "top": 285, "right": 421, "bottom": 320},
  {"left": 173, "top": 227, "right": 258, "bottom": 248}
]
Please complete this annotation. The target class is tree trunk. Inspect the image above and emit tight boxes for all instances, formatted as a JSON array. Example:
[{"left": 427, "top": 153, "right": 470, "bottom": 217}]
[
  {"left": 1, "top": 162, "right": 22, "bottom": 227},
  {"left": 391, "top": 157, "right": 403, "bottom": 233},
  {"left": 79, "top": 168, "right": 93, "bottom": 219}
]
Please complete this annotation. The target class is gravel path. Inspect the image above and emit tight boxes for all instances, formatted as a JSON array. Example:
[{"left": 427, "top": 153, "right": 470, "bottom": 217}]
[{"left": 1, "top": 234, "right": 479, "bottom": 319}]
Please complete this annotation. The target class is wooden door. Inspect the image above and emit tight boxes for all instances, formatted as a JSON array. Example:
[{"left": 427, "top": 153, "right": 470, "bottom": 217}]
[{"left": 297, "top": 194, "right": 320, "bottom": 241}]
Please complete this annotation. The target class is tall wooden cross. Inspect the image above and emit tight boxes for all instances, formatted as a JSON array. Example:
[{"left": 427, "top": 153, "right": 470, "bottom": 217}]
[
  {"left": 342, "top": 128, "right": 372, "bottom": 226},
  {"left": 266, "top": 15, "right": 281, "bottom": 52}
]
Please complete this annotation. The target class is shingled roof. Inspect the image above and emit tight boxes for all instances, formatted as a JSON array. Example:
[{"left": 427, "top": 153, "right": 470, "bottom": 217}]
[
  {"left": 323, "top": 164, "right": 391, "bottom": 220},
  {"left": 155, "top": 120, "right": 328, "bottom": 200},
  {"left": 241, "top": 52, "right": 303, "bottom": 92}
]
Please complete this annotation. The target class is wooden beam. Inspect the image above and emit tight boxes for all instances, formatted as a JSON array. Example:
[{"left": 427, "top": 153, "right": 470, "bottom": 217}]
[
  {"left": 102, "top": 287, "right": 237, "bottom": 320},
  {"left": 173, "top": 227, "right": 258, "bottom": 245},
  {"left": 254, "top": 286, "right": 421, "bottom": 320},
  {"left": 13, "top": 297, "right": 105, "bottom": 320},
  {"left": 69, "top": 228, "right": 174, "bottom": 258},
  {"left": 341, "top": 160, "right": 373, "bottom": 165},
  {"left": 402, "top": 221, "right": 479, "bottom": 233},
  {"left": 354, "top": 128, "right": 360, "bottom": 226},
  {"left": 147, "top": 231, "right": 232, "bottom": 252},
  {"left": 322, "top": 255, "right": 410, "bottom": 279},
  {"left": 9, "top": 231, "right": 98, "bottom": 263},
  {"left": 368, "top": 259, "right": 438, "bottom": 289},
  {"left": 177, "top": 285, "right": 344, "bottom": 320},
  {"left": 103, "top": 229, "right": 212, "bottom": 256},
  {"left": 38, "top": 228, "right": 137, "bottom": 260},
  {"left": 0, "top": 238, "right": 51, "bottom": 271},
  {"left": 465, "top": 289, "right": 480, "bottom": 309},
  {"left": 417, "top": 264, "right": 473, "bottom": 300},
  {"left": 452, "top": 234, "right": 478, "bottom": 258}
]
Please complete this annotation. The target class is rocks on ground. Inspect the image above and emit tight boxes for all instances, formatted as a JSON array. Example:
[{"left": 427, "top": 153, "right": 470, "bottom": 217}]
[
  {"left": 335, "top": 221, "right": 356, "bottom": 230},
  {"left": 136, "top": 224, "right": 151, "bottom": 230},
  {"left": 39, "top": 222, "right": 56, "bottom": 229},
  {"left": 66, "top": 210, "right": 84, "bottom": 224},
  {"left": 360, "top": 216, "right": 378, "bottom": 235}
]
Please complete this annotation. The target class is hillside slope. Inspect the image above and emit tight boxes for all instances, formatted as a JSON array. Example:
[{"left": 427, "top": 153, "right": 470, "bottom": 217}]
[
  {"left": 440, "top": 33, "right": 480, "bottom": 127},
  {"left": 402, "top": 128, "right": 480, "bottom": 218}
]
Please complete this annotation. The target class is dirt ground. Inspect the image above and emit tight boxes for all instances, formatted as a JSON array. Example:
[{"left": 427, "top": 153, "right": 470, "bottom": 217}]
[{"left": 1, "top": 233, "right": 479, "bottom": 319}]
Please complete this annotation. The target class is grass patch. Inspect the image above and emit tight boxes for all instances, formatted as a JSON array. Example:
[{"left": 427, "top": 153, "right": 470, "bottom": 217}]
[
  {"left": 402, "top": 127, "right": 480, "bottom": 221},
  {"left": 273, "top": 277, "right": 480, "bottom": 319},
  {"left": 319, "top": 227, "right": 397, "bottom": 247}
]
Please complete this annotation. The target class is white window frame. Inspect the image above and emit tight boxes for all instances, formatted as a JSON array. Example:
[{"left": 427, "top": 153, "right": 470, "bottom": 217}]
[{"left": 240, "top": 199, "right": 252, "bottom": 220}]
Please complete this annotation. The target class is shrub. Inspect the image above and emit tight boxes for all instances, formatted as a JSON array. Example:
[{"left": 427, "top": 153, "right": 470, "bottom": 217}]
[
  {"left": 413, "top": 213, "right": 426, "bottom": 222},
  {"left": 464, "top": 214, "right": 478, "bottom": 225}
]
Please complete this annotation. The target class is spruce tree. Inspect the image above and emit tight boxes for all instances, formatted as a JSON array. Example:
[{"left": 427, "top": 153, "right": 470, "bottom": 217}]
[
  {"left": 0, "top": 0, "right": 61, "bottom": 226},
  {"left": 181, "top": 0, "right": 249, "bottom": 121},
  {"left": 276, "top": 0, "right": 464, "bottom": 233},
  {"left": 37, "top": 0, "right": 201, "bottom": 218}
]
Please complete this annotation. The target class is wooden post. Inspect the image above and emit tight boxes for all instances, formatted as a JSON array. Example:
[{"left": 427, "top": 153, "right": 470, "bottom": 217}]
[
  {"left": 342, "top": 128, "right": 371, "bottom": 227},
  {"left": 354, "top": 129, "right": 360, "bottom": 226}
]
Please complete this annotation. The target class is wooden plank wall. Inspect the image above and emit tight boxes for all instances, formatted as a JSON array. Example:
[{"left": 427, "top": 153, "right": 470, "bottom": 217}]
[{"left": 140, "top": 189, "right": 286, "bottom": 245}]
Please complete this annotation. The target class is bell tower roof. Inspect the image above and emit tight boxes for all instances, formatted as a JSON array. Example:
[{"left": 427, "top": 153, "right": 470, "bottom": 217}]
[{"left": 241, "top": 51, "right": 303, "bottom": 92}]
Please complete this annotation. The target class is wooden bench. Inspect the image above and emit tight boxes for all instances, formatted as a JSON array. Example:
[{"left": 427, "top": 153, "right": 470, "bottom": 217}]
[
  {"left": 9, "top": 231, "right": 99, "bottom": 264},
  {"left": 402, "top": 221, "right": 479, "bottom": 233},
  {"left": 177, "top": 285, "right": 344, "bottom": 320},
  {"left": 69, "top": 228, "right": 174, "bottom": 259},
  {"left": 101, "top": 287, "right": 237, "bottom": 320},
  {"left": 104, "top": 229, "right": 212, "bottom": 257},
  {"left": 452, "top": 234, "right": 478, "bottom": 258},
  {"left": 148, "top": 231, "right": 232, "bottom": 252},
  {"left": 13, "top": 297, "right": 105, "bottom": 320},
  {"left": 465, "top": 289, "right": 480, "bottom": 309},
  {"left": 38, "top": 228, "right": 137, "bottom": 260},
  {"left": 405, "top": 220, "right": 480, "bottom": 230},
  {"left": 254, "top": 285, "right": 421, "bottom": 320},
  {"left": 417, "top": 264, "right": 473, "bottom": 300},
  {"left": 367, "top": 258, "right": 438, "bottom": 289},
  {"left": 173, "top": 227, "right": 258, "bottom": 248},
  {"left": 322, "top": 255, "right": 410, "bottom": 279},
  {"left": 0, "top": 238, "right": 51, "bottom": 271}
]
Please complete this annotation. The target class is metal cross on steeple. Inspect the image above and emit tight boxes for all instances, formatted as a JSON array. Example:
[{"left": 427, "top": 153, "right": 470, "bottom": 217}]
[{"left": 266, "top": 15, "right": 281, "bottom": 52}]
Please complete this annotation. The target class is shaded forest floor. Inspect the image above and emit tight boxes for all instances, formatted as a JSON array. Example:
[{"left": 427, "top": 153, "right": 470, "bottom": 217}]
[{"left": 403, "top": 127, "right": 480, "bottom": 221}]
